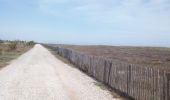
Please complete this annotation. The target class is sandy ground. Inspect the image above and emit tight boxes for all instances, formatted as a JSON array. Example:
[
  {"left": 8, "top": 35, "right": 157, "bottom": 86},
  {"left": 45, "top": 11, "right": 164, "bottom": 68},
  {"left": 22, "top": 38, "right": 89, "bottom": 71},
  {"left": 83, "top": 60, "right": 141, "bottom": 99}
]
[{"left": 0, "top": 44, "right": 119, "bottom": 100}]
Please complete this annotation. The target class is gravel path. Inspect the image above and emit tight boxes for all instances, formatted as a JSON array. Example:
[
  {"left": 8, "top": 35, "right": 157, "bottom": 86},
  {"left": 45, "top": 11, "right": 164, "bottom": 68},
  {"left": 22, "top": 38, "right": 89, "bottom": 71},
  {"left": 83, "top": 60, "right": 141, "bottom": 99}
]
[{"left": 0, "top": 44, "right": 119, "bottom": 100}]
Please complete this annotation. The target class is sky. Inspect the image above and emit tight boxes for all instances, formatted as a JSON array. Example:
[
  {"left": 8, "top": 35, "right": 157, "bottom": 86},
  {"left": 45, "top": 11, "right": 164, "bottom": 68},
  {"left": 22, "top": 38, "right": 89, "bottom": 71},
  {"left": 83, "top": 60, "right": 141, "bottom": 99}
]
[{"left": 0, "top": 0, "right": 170, "bottom": 47}]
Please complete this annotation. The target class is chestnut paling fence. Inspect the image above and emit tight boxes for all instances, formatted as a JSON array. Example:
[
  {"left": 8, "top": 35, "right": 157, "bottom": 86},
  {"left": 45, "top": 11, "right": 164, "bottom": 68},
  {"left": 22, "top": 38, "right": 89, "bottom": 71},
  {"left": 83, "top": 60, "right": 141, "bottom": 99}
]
[{"left": 47, "top": 45, "right": 170, "bottom": 100}]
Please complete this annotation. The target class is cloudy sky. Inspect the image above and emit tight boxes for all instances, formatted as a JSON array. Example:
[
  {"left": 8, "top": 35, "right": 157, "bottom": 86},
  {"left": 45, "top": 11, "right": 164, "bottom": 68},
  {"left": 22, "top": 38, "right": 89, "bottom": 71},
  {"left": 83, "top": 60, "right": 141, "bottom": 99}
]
[{"left": 0, "top": 0, "right": 170, "bottom": 47}]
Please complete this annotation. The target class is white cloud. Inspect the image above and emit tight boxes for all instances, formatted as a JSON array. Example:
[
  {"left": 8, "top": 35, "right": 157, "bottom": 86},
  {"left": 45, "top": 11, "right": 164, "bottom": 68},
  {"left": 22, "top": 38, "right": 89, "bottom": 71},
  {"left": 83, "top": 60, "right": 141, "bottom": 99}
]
[
  {"left": 7, "top": 0, "right": 170, "bottom": 34},
  {"left": 67, "top": 0, "right": 170, "bottom": 34}
]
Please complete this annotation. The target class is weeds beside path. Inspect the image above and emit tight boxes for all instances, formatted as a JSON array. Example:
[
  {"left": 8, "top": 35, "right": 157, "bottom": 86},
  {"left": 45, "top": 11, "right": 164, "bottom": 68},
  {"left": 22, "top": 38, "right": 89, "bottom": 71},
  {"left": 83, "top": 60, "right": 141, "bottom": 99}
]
[{"left": 0, "top": 40, "right": 35, "bottom": 69}]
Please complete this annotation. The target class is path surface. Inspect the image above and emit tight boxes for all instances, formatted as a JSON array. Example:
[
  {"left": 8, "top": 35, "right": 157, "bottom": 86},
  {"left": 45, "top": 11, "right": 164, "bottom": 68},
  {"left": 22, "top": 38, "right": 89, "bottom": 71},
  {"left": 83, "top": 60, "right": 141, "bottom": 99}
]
[{"left": 0, "top": 44, "right": 118, "bottom": 100}]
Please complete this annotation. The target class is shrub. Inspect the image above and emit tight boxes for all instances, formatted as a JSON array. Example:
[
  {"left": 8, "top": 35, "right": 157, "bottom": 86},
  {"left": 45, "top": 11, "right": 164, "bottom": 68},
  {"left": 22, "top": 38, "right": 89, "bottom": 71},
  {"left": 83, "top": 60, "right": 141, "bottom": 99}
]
[
  {"left": 0, "top": 40, "right": 3, "bottom": 43},
  {"left": 8, "top": 42, "right": 17, "bottom": 51}
]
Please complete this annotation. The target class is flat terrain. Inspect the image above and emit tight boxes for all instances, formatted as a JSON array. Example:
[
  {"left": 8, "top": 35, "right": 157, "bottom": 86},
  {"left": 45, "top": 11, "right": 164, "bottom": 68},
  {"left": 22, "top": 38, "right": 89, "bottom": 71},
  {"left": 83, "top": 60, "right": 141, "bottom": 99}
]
[
  {"left": 52, "top": 44, "right": 170, "bottom": 67},
  {"left": 0, "top": 44, "right": 119, "bottom": 100}
]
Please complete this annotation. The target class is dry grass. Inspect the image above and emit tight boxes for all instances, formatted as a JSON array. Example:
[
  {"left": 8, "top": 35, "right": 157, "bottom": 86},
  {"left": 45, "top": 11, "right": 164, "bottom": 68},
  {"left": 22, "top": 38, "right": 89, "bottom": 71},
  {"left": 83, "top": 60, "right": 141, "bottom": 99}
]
[
  {"left": 0, "top": 40, "right": 35, "bottom": 69},
  {"left": 51, "top": 44, "right": 170, "bottom": 68}
]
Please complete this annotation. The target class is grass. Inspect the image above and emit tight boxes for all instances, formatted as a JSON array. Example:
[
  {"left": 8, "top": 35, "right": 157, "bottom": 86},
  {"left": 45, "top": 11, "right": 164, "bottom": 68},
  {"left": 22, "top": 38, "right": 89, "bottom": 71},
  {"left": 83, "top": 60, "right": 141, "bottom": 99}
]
[
  {"left": 0, "top": 53, "right": 17, "bottom": 67},
  {"left": 0, "top": 40, "right": 35, "bottom": 69},
  {"left": 50, "top": 44, "right": 170, "bottom": 68}
]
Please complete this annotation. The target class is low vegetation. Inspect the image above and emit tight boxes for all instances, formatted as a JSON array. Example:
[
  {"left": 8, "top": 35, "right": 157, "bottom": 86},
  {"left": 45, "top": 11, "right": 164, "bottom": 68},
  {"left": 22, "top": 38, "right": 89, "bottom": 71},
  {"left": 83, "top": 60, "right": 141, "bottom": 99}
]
[
  {"left": 0, "top": 40, "right": 35, "bottom": 69},
  {"left": 54, "top": 44, "right": 170, "bottom": 67}
]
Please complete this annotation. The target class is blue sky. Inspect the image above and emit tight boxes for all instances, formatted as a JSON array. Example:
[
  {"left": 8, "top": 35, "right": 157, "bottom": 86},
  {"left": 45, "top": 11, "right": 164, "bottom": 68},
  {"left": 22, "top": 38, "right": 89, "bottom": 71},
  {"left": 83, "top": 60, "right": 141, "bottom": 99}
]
[{"left": 0, "top": 0, "right": 170, "bottom": 47}]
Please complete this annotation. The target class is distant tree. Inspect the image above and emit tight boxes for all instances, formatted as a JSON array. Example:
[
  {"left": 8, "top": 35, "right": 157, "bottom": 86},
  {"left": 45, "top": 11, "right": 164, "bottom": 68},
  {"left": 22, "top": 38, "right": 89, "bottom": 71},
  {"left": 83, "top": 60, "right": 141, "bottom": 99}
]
[{"left": 27, "top": 41, "right": 35, "bottom": 46}]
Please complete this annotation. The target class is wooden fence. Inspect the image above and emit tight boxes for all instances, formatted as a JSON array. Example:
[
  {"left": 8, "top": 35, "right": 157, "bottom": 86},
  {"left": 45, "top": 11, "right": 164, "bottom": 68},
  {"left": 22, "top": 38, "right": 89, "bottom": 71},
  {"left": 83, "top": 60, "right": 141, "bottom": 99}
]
[{"left": 46, "top": 45, "right": 170, "bottom": 100}]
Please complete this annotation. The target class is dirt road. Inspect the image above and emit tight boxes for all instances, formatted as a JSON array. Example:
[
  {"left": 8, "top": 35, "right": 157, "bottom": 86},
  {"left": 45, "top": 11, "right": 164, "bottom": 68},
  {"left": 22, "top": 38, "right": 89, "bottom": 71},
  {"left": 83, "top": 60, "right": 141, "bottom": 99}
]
[{"left": 0, "top": 44, "right": 118, "bottom": 100}]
